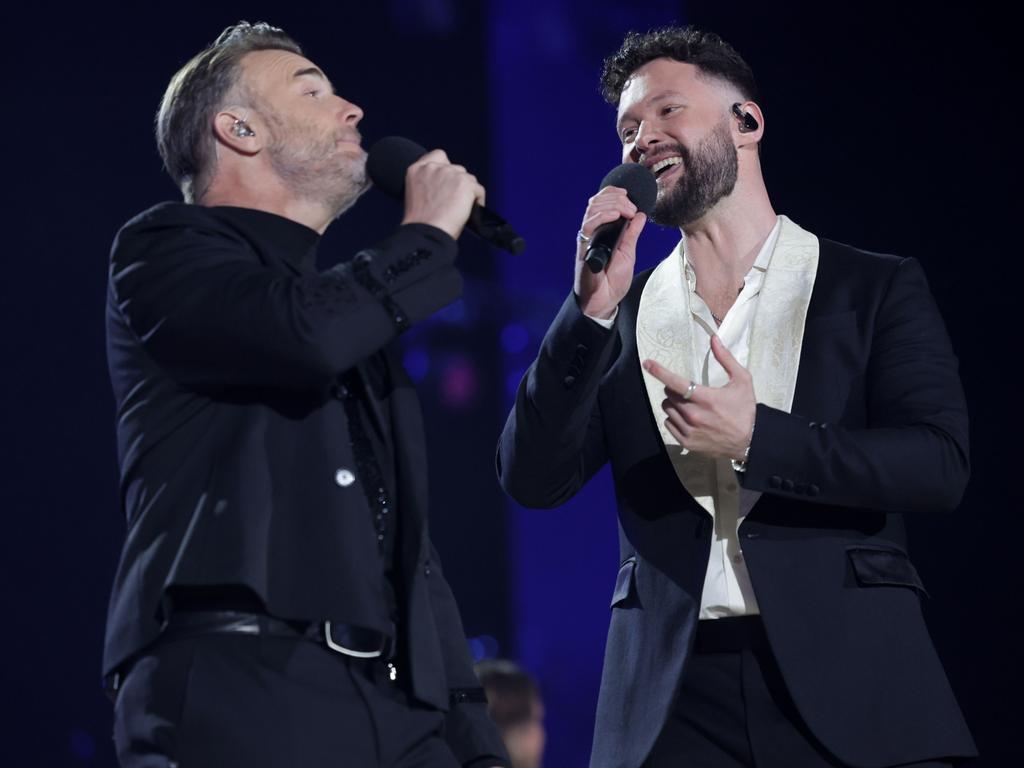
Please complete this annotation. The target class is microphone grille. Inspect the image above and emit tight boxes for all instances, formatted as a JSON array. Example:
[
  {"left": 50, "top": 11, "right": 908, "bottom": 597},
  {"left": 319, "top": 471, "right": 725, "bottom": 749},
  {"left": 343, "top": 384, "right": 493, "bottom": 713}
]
[
  {"left": 367, "top": 136, "right": 428, "bottom": 198},
  {"left": 599, "top": 163, "right": 658, "bottom": 215}
]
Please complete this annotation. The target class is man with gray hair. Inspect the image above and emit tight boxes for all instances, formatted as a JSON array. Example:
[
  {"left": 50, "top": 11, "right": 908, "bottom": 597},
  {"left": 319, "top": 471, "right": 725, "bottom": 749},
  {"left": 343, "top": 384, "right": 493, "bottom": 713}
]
[{"left": 104, "top": 21, "right": 508, "bottom": 768}]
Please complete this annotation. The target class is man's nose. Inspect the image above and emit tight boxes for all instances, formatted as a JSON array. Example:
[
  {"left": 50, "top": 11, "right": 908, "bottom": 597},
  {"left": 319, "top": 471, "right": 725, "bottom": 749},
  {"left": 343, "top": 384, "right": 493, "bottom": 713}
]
[
  {"left": 338, "top": 98, "right": 363, "bottom": 126},
  {"left": 635, "top": 121, "right": 663, "bottom": 155}
]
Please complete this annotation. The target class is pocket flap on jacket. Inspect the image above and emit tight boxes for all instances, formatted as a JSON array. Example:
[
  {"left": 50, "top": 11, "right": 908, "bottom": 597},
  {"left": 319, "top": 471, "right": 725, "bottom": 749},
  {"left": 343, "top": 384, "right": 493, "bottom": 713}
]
[
  {"left": 847, "top": 546, "right": 928, "bottom": 597},
  {"left": 611, "top": 557, "right": 637, "bottom": 608}
]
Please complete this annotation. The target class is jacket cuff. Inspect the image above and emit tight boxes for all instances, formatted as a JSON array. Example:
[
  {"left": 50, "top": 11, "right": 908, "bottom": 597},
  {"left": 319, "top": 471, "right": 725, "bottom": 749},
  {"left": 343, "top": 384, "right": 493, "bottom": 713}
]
[
  {"left": 348, "top": 224, "right": 462, "bottom": 332},
  {"left": 359, "top": 223, "right": 458, "bottom": 293},
  {"left": 740, "top": 403, "right": 825, "bottom": 499}
]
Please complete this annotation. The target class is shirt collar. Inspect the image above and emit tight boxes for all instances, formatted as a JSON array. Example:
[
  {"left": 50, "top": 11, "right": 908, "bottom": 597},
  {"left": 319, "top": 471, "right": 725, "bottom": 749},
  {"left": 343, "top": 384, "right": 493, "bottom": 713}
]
[{"left": 681, "top": 216, "right": 782, "bottom": 290}]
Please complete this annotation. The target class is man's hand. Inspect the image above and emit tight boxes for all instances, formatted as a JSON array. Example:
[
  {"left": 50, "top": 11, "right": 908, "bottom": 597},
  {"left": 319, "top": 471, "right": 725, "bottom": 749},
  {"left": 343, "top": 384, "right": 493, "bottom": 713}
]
[
  {"left": 401, "top": 149, "right": 486, "bottom": 240},
  {"left": 573, "top": 186, "right": 647, "bottom": 319},
  {"left": 643, "top": 335, "right": 756, "bottom": 459}
]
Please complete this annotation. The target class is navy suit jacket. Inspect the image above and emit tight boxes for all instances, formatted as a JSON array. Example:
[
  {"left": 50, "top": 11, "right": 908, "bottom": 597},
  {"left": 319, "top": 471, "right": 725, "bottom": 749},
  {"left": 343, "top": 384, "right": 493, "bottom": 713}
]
[{"left": 498, "top": 237, "right": 976, "bottom": 768}]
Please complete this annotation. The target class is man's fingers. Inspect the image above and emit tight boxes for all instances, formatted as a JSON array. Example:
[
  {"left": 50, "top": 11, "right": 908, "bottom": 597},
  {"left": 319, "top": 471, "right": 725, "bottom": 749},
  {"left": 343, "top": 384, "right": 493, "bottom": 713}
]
[
  {"left": 664, "top": 417, "right": 688, "bottom": 446},
  {"left": 710, "top": 335, "right": 748, "bottom": 380},
  {"left": 663, "top": 399, "right": 700, "bottom": 429},
  {"left": 617, "top": 212, "right": 647, "bottom": 254},
  {"left": 581, "top": 208, "right": 629, "bottom": 235},
  {"left": 415, "top": 148, "right": 450, "bottom": 166},
  {"left": 643, "top": 359, "right": 689, "bottom": 391}
]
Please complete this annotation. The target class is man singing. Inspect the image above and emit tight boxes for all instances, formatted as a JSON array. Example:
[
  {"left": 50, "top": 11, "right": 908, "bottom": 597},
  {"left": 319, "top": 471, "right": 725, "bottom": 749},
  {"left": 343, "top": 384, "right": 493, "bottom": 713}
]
[
  {"left": 498, "top": 25, "right": 976, "bottom": 768},
  {"left": 103, "top": 21, "right": 508, "bottom": 768}
]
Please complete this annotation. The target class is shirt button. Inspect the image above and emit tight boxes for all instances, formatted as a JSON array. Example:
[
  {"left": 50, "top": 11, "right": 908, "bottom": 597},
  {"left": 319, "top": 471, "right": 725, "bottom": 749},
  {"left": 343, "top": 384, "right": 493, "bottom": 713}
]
[{"left": 335, "top": 468, "right": 356, "bottom": 487}]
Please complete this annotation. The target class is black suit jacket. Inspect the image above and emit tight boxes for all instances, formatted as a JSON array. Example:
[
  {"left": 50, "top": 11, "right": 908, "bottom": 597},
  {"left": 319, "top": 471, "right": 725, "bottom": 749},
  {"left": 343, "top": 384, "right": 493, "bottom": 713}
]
[
  {"left": 498, "top": 237, "right": 976, "bottom": 768},
  {"left": 105, "top": 203, "right": 506, "bottom": 765}
]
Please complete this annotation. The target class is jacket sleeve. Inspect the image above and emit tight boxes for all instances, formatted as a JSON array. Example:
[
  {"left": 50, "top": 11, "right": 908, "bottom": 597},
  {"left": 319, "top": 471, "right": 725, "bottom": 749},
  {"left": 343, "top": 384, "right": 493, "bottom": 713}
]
[
  {"left": 741, "top": 256, "right": 970, "bottom": 512},
  {"left": 425, "top": 544, "right": 511, "bottom": 768},
  {"left": 497, "top": 293, "right": 620, "bottom": 509},
  {"left": 109, "top": 212, "right": 461, "bottom": 392}
]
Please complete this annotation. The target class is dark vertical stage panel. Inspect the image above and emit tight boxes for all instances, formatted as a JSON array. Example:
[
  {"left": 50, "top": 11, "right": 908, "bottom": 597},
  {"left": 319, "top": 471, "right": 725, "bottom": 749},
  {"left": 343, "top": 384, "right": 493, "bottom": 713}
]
[
  {"left": 3, "top": 3, "right": 505, "bottom": 765},
  {"left": 488, "top": 3, "right": 685, "bottom": 765}
]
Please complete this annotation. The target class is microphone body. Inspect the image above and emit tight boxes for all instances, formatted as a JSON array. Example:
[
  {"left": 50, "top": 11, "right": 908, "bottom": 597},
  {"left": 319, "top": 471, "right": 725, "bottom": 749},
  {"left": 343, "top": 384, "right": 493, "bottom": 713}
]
[
  {"left": 584, "top": 163, "right": 658, "bottom": 273},
  {"left": 367, "top": 136, "right": 525, "bottom": 255}
]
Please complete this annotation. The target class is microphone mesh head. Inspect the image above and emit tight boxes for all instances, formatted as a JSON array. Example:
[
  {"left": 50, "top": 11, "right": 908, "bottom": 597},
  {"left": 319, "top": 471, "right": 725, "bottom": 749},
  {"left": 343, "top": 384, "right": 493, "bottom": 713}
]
[
  {"left": 599, "top": 163, "right": 658, "bottom": 215},
  {"left": 367, "top": 136, "right": 427, "bottom": 198}
]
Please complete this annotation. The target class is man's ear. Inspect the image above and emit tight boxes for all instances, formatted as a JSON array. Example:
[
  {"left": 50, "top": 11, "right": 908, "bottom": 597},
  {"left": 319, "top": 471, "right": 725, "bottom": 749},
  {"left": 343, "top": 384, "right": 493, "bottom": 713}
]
[
  {"left": 731, "top": 100, "right": 764, "bottom": 147},
  {"left": 213, "top": 108, "right": 263, "bottom": 155}
]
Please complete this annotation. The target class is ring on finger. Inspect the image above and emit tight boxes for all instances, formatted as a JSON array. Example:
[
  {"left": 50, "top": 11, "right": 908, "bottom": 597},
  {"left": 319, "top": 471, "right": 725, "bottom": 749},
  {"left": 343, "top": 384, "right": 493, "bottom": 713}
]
[
  {"left": 682, "top": 381, "right": 698, "bottom": 401},
  {"left": 576, "top": 230, "right": 592, "bottom": 244}
]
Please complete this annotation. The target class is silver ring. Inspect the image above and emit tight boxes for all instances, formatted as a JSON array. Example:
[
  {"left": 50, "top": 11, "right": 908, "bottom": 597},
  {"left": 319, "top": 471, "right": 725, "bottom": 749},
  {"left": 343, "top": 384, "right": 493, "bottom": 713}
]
[
  {"left": 682, "top": 381, "right": 698, "bottom": 401},
  {"left": 576, "top": 230, "right": 592, "bottom": 244}
]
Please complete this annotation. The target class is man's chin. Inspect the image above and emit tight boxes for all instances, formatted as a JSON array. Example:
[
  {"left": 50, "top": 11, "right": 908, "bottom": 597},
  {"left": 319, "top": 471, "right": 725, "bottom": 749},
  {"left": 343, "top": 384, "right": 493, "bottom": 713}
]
[{"left": 329, "top": 178, "right": 370, "bottom": 220}]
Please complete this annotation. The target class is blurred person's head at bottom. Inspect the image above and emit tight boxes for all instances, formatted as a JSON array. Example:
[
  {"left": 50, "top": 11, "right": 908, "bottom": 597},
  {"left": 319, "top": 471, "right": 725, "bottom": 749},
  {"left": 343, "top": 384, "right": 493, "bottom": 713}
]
[{"left": 476, "top": 659, "right": 546, "bottom": 768}]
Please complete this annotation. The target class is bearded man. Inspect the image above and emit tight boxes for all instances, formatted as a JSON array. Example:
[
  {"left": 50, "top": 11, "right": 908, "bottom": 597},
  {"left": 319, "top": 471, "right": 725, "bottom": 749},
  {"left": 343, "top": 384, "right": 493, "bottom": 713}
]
[
  {"left": 103, "top": 21, "right": 508, "bottom": 768},
  {"left": 498, "top": 25, "right": 975, "bottom": 768}
]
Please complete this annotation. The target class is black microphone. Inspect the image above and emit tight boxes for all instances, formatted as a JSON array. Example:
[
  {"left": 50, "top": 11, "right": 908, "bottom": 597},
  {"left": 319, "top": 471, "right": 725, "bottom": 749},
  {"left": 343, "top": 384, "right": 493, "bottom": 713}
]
[
  {"left": 367, "top": 136, "right": 526, "bottom": 255},
  {"left": 584, "top": 163, "right": 658, "bottom": 274}
]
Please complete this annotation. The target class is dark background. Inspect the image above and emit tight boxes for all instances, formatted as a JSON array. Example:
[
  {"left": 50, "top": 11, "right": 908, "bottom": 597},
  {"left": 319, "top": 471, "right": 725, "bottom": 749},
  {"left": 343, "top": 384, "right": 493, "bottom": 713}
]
[{"left": 1, "top": 1, "right": 1017, "bottom": 765}]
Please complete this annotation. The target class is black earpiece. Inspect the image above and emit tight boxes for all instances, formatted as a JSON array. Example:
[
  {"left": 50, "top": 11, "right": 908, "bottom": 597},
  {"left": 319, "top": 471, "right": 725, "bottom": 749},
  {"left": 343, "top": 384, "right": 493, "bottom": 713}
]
[{"left": 731, "top": 103, "right": 759, "bottom": 133}]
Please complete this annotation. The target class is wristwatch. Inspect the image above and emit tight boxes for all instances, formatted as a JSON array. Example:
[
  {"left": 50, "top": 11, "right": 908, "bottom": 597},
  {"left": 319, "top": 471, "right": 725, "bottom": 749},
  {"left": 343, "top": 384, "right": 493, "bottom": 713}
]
[{"left": 731, "top": 444, "right": 751, "bottom": 473}]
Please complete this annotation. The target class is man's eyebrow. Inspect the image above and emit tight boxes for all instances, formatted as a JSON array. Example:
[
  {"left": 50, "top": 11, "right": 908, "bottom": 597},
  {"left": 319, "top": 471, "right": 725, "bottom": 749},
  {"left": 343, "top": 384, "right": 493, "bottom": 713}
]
[
  {"left": 617, "top": 91, "right": 687, "bottom": 129},
  {"left": 293, "top": 67, "right": 334, "bottom": 91}
]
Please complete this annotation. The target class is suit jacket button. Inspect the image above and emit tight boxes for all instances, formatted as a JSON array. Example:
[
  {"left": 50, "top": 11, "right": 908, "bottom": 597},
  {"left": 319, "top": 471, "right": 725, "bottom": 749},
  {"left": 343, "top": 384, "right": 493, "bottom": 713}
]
[
  {"left": 768, "top": 475, "right": 782, "bottom": 489},
  {"left": 807, "top": 421, "right": 817, "bottom": 428},
  {"left": 807, "top": 484, "right": 820, "bottom": 497},
  {"left": 781, "top": 479, "right": 794, "bottom": 492},
  {"left": 563, "top": 375, "right": 577, "bottom": 388},
  {"left": 335, "top": 468, "right": 356, "bottom": 487}
]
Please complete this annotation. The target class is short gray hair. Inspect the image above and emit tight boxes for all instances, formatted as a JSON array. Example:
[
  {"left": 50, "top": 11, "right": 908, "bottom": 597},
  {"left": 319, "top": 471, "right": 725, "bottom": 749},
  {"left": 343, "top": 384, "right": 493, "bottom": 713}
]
[{"left": 155, "top": 21, "right": 301, "bottom": 202}]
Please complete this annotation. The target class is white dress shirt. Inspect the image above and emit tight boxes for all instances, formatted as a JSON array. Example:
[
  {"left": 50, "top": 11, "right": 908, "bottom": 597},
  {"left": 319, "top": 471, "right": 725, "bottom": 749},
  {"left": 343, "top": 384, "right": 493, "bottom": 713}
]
[{"left": 589, "top": 217, "right": 782, "bottom": 618}]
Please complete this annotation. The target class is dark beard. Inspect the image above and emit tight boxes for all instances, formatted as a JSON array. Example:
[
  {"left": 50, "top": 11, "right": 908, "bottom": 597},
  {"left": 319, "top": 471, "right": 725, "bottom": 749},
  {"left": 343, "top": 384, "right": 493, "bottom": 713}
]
[{"left": 651, "top": 120, "right": 739, "bottom": 227}]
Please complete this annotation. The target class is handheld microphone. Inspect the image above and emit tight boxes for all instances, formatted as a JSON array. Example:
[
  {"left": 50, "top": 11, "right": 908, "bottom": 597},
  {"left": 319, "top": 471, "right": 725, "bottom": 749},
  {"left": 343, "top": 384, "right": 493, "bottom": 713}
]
[
  {"left": 367, "top": 136, "right": 526, "bottom": 255},
  {"left": 584, "top": 163, "right": 658, "bottom": 274}
]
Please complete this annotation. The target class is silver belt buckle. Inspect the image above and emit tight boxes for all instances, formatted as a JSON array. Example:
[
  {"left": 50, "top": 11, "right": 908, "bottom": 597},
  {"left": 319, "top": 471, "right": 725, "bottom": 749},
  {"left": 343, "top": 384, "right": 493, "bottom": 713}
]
[{"left": 323, "top": 621, "right": 386, "bottom": 658}]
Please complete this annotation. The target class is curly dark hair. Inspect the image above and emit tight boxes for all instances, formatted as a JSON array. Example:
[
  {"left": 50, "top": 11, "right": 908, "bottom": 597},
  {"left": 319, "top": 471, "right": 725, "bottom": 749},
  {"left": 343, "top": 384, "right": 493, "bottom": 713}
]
[
  {"left": 155, "top": 21, "right": 302, "bottom": 202},
  {"left": 600, "top": 25, "right": 758, "bottom": 106}
]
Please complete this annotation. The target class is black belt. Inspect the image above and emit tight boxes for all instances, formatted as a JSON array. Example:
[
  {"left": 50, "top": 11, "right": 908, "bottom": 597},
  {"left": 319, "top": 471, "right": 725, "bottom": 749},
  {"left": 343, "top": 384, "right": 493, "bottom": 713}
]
[
  {"left": 694, "top": 616, "right": 767, "bottom": 654},
  {"left": 103, "top": 611, "right": 394, "bottom": 698},
  {"left": 163, "top": 610, "right": 392, "bottom": 657}
]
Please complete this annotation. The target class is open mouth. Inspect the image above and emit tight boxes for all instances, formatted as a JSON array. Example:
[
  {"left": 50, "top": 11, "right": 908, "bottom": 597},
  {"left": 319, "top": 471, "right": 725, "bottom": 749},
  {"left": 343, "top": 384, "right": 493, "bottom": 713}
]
[{"left": 651, "top": 156, "right": 682, "bottom": 179}]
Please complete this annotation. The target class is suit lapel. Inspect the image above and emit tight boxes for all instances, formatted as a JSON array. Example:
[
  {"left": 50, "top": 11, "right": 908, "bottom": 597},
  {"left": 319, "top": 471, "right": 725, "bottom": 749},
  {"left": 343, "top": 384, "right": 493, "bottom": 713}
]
[
  {"left": 636, "top": 242, "right": 719, "bottom": 514},
  {"left": 746, "top": 215, "right": 819, "bottom": 414},
  {"left": 633, "top": 216, "right": 819, "bottom": 514}
]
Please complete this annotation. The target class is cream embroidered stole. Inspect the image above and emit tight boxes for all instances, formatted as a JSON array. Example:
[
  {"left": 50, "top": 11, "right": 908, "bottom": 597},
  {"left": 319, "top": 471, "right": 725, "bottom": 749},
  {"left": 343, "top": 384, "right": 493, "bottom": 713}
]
[{"left": 635, "top": 215, "right": 819, "bottom": 517}]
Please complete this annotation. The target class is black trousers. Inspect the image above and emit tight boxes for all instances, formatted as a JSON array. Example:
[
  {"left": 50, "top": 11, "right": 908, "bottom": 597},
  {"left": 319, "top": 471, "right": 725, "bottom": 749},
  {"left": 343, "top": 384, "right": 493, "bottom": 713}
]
[
  {"left": 112, "top": 632, "right": 460, "bottom": 768},
  {"left": 643, "top": 617, "right": 959, "bottom": 768}
]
